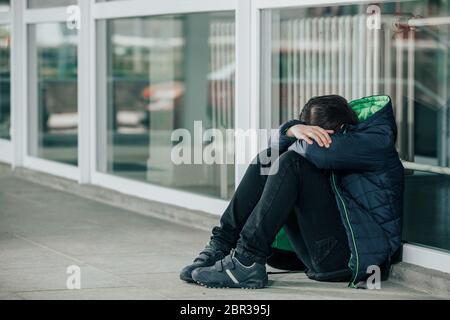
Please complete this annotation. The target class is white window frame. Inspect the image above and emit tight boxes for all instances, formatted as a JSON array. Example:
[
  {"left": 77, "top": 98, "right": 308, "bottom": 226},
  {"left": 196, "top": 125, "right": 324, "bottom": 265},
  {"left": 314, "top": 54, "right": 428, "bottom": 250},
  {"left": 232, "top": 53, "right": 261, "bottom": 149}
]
[
  {"left": 17, "top": 1, "right": 81, "bottom": 180},
  {"left": 403, "top": 244, "right": 450, "bottom": 274},
  {"left": 251, "top": 0, "right": 450, "bottom": 275},
  {"left": 0, "top": 140, "right": 12, "bottom": 163},
  {"left": 89, "top": 0, "right": 251, "bottom": 215},
  {"left": 0, "top": 8, "right": 12, "bottom": 164}
]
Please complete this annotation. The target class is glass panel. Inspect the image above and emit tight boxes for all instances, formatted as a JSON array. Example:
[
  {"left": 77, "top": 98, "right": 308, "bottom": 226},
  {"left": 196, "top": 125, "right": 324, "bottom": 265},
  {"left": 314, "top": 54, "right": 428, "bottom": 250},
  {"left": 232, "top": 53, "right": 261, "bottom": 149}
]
[
  {"left": 404, "top": 173, "right": 450, "bottom": 251},
  {"left": 27, "top": 0, "right": 77, "bottom": 9},
  {"left": 264, "top": 0, "right": 450, "bottom": 252},
  {"left": 0, "top": 25, "right": 10, "bottom": 140},
  {"left": 28, "top": 23, "right": 78, "bottom": 166},
  {"left": 97, "top": 12, "right": 235, "bottom": 200},
  {"left": 0, "top": 0, "right": 10, "bottom": 12}
]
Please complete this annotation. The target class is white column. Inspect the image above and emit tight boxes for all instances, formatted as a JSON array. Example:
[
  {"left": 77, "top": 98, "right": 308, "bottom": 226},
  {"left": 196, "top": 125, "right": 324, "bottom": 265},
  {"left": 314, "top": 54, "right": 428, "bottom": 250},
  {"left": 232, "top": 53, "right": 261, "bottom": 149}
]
[
  {"left": 11, "top": 0, "right": 26, "bottom": 168},
  {"left": 78, "top": 0, "right": 93, "bottom": 184},
  {"left": 236, "top": 0, "right": 252, "bottom": 185}
]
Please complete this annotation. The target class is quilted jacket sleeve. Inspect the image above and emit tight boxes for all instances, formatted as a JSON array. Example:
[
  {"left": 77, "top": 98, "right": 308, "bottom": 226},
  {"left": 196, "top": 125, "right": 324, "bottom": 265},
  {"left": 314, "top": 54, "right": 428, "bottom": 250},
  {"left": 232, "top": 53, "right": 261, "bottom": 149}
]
[{"left": 288, "top": 125, "right": 395, "bottom": 171}]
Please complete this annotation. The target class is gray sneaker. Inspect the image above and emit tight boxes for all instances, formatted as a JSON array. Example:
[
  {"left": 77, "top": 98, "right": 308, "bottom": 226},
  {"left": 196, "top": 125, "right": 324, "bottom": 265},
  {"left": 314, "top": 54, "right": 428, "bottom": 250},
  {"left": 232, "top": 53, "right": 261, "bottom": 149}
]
[
  {"left": 180, "top": 244, "right": 226, "bottom": 283},
  {"left": 191, "top": 251, "right": 268, "bottom": 289}
]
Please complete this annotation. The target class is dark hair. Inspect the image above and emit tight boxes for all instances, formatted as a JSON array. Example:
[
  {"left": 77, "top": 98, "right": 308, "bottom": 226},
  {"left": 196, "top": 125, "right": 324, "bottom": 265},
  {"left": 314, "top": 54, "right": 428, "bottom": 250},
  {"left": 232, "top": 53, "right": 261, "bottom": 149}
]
[{"left": 299, "top": 95, "right": 358, "bottom": 131}]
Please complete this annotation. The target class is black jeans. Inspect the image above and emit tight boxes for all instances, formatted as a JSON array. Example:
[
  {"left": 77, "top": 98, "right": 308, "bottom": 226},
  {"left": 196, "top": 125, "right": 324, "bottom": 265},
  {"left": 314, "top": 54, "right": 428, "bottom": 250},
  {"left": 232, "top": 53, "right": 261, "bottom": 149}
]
[{"left": 211, "top": 148, "right": 351, "bottom": 280}]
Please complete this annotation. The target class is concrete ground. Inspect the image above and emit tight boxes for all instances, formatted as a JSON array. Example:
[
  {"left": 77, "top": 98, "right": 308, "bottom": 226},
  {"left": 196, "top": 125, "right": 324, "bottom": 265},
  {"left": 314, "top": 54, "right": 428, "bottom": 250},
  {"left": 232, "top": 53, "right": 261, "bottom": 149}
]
[{"left": 0, "top": 169, "right": 441, "bottom": 300}]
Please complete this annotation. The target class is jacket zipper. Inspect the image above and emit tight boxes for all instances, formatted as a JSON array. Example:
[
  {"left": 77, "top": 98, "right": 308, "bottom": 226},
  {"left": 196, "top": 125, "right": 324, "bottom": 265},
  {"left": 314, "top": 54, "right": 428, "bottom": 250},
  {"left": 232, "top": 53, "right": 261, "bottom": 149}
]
[{"left": 331, "top": 172, "right": 359, "bottom": 288}]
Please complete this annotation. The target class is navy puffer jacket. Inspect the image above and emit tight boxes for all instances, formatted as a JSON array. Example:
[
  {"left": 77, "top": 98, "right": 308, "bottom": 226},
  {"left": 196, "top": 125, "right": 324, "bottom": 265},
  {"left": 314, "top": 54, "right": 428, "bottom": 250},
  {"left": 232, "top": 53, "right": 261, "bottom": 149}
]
[{"left": 274, "top": 95, "right": 404, "bottom": 287}]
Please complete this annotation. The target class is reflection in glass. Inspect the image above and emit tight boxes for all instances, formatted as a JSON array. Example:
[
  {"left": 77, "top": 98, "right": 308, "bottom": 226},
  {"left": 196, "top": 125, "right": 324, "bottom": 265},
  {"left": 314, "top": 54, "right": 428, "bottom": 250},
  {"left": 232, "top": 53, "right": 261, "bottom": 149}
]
[
  {"left": 97, "top": 12, "right": 235, "bottom": 200},
  {"left": 0, "top": 25, "right": 10, "bottom": 140},
  {"left": 404, "top": 173, "right": 450, "bottom": 251},
  {"left": 264, "top": 1, "right": 450, "bottom": 252},
  {"left": 29, "top": 23, "right": 78, "bottom": 165},
  {"left": 0, "top": 0, "right": 9, "bottom": 12}
]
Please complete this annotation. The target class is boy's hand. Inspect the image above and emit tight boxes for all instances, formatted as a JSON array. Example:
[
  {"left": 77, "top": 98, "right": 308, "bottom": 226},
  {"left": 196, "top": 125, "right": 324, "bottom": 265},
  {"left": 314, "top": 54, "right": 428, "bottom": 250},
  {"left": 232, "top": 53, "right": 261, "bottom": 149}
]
[{"left": 287, "top": 124, "right": 334, "bottom": 148}]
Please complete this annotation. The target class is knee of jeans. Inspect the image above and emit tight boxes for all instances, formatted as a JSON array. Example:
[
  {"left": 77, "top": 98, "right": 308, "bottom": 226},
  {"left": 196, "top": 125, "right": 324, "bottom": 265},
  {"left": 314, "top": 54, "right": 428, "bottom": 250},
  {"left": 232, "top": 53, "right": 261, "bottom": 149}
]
[
  {"left": 278, "top": 150, "right": 305, "bottom": 167},
  {"left": 265, "top": 151, "right": 299, "bottom": 176},
  {"left": 281, "top": 151, "right": 318, "bottom": 169}
]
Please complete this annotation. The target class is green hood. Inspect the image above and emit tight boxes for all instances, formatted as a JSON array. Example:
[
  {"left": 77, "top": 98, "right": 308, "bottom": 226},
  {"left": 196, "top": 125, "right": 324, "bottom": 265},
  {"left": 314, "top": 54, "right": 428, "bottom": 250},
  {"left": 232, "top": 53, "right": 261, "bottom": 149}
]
[{"left": 350, "top": 95, "right": 391, "bottom": 122}]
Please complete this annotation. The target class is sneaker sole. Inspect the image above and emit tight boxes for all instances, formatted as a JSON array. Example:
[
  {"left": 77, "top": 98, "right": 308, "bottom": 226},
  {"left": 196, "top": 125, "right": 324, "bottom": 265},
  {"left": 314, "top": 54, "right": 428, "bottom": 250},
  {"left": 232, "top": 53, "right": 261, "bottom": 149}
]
[{"left": 195, "top": 279, "right": 267, "bottom": 290}]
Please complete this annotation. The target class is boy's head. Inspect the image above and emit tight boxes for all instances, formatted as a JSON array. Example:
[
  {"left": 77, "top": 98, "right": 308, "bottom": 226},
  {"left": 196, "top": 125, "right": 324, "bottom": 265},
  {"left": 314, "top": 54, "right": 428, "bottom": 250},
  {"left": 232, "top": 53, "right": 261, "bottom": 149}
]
[{"left": 300, "top": 95, "right": 358, "bottom": 131}]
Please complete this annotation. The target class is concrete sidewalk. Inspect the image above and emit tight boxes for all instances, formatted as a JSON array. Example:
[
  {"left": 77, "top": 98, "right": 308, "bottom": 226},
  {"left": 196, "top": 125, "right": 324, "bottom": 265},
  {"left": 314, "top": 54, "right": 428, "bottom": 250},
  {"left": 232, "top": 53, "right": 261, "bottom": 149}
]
[{"left": 0, "top": 169, "right": 440, "bottom": 300}]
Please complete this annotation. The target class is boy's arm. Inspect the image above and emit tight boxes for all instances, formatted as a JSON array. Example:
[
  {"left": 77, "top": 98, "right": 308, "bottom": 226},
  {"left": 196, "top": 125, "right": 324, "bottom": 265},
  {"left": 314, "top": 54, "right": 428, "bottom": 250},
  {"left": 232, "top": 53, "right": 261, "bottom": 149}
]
[
  {"left": 288, "top": 126, "right": 395, "bottom": 171},
  {"left": 270, "top": 119, "right": 334, "bottom": 150},
  {"left": 269, "top": 120, "right": 304, "bottom": 152}
]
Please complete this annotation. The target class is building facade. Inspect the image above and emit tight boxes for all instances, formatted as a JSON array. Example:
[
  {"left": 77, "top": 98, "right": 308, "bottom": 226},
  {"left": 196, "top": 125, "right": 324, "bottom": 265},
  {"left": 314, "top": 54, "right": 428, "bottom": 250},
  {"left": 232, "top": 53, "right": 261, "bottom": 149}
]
[{"left": 0, "top": 0, "right": 449, "bottom": 273}]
